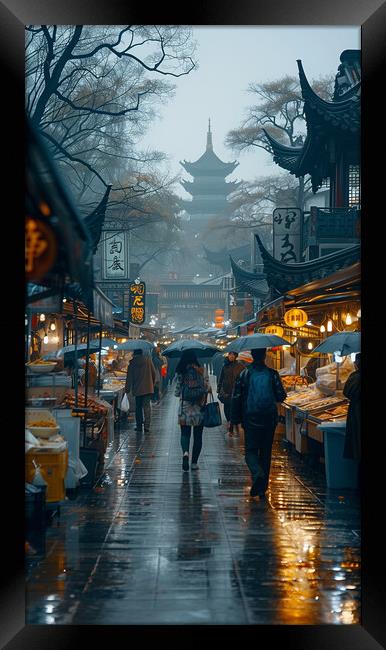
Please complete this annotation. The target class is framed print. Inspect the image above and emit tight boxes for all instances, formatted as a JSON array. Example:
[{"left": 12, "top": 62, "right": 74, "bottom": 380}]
[{"left": 2, "top": 1, "right": 385, "bottom": 648}]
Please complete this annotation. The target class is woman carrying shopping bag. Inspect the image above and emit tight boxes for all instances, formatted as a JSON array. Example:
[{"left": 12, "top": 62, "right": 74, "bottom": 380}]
[{"left": 175, "top": 350, "right": 211, "bottom": 472}]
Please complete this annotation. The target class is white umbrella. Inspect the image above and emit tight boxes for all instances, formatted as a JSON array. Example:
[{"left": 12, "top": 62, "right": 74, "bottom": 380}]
[
  {"left": 312, "top": 331, "right": 360, "bottom": 356},
  {"left": 225, "top": 333, "right": 291, "bottom": 353}
]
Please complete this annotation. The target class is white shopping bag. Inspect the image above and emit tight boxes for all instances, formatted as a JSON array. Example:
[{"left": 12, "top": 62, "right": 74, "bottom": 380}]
[{"left": 120, "top": 393, "right": 130, "bottom": 412}]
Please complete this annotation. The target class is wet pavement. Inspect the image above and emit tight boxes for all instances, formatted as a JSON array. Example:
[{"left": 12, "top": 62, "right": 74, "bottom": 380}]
[{"left": 26, "top": 378, "right": 360, "bottom": 625}]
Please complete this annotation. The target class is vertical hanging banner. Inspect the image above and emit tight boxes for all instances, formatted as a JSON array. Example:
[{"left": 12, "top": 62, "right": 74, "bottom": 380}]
[
  {"left": 103, "top": 231, "right": 128, "bottom": 279},
  {"left": 129, "top": 280, "right": 146, "bottom": 325},
  {"left": 273, "top": 208, "right": 303, "bottom": 263}
]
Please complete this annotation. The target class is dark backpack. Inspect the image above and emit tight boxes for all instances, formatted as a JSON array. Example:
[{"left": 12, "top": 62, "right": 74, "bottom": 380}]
[
  {"left": 182, "top": 366, "right": 206, "bottom": 403},
  {"left": 246, "top": 367, "right": 276, "bottom": 414}
]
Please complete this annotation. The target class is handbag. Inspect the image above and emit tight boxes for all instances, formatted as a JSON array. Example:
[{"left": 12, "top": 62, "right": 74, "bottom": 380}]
[
  {"left": 120, "top": 393, "right": 130, "bottom": 413},
  {"left": 203, "top": 393, "right": 222, "bottom": 428}
]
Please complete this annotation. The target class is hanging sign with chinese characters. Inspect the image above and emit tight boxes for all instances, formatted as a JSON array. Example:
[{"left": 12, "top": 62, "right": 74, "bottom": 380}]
[
  {"left": 264, "top": 325, "right": 284, "bottom": 337},
  {"left": 129, "top": 281, "right": 146, "bottom": 325},
  {"left": 284, "top": 308, "right": 308, "bottom": 328},
  {"left": 103, "top": 231, "right": 128, "bottom": 279},
  {"left": 273, "top": 208, "right": 303, "bottom": 263}
]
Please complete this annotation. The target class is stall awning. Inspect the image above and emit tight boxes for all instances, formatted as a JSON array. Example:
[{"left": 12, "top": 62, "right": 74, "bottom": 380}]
[{"left": 26, "top": 116, "right": 94, "bottom": 309}]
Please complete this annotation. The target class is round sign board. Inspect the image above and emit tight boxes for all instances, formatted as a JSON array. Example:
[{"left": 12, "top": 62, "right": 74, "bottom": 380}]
[{"left": 284, "top": 308, "right": 308, "bottom": 328}]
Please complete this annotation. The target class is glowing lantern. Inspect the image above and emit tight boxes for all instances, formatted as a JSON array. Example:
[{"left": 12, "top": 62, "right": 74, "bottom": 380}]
[
  {"left": 264, "top": 325, "right": 284, "bottom": 337},
  {"left": 284, "top": 308, "right": 308, "bottom": 328}
]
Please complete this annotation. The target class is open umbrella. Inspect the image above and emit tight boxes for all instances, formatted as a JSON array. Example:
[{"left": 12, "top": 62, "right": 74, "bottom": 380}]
[
  {"left": 57, "top": 341, "right": 101, "bottom": 357},
  {"left": 99, "top": 337, "right": 119, "bottom": 349},
  {"left": 117, "top": 339, "right": 154, "bottom": 352},
  {"left": 162, "top": 339, "right": 220, "bottom": 358},
  {"left": 225, "top": 333, "right": 291, "bottom": 353},
  {"left": 312, "top": 331, "right": 360, "bottom": 357}
]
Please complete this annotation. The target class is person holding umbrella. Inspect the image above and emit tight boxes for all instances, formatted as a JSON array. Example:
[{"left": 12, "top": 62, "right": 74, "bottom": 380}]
[
  {"left": 231, "top": 345, "right": 287, "bottom": 498},
  {"left": 174, "top": 349, "right": 211, "bottom": 472}
]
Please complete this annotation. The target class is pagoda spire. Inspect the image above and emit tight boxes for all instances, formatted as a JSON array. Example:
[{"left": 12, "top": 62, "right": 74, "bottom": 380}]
[{"left": 206, "top": 118, "right": 213, "bottom": 151}]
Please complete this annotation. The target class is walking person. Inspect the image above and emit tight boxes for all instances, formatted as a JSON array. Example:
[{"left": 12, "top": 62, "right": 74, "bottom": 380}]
[
  {"left": 217, "top": 351, "right": 244, "bottom": 436},
  {"left": 343, "top": 353, "right": 361, "bottom": 485},
  {"left": 175, "top": 350, "right": 211, "bottom": 471},
  {"left": 125, "top": 349, "right": 156, "bottom": 432},
  {"left": 151, "top": 345, "right": 164, "bottom": 404},
  {"left": 231, "top": 348, "right": 287, "bottom": 498}
]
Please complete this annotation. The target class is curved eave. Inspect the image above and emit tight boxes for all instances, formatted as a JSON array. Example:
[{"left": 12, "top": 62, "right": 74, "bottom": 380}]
[
  {"left": 297, "top": 60, "right": 360, "bottom": 132},
  {"left": 254, "top": 233, "right": 360, "bottom": 292},
  {"left": 263, "top": 129, "right": 303, "bottom": 174},
  {"left": 230, "top": 256, "right": 269, "bottom": 298},
  {"left": 180, "top": 155, "right": 239, "bottom": 177}
]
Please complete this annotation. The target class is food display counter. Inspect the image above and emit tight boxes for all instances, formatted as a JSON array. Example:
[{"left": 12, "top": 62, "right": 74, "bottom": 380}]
[
  {"left": 282, "top": 384, "right": 348, "bottom": 454},
  {"left": 99, "top": 378, "right": 126, "bottom": 422}
]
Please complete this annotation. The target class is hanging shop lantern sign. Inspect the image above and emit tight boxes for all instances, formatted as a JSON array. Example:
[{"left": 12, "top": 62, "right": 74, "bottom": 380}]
[
  {"left": 264, "top": 325, "right": 284, "bottom": 337},
  {"left": 284, "top": 308, "right": 308, "bottom": 328},
  {"left": 129, "top": 280, "right": 146, "bottom": 325},
  {"left": 25, "top": 216, "right": 57, "bottom": 282}
]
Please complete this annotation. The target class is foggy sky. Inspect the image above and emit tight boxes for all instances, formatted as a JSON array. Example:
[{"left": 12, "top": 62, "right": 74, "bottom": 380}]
[{"left": 141, "top": 26, "right": 360, "bottom": 198}]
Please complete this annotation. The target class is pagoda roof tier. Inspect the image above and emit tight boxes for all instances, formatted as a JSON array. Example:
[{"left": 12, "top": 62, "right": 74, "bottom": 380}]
[
  {"left": 230, "top": 256, "right": 269, "bottom": 298},
  {"left": 182, "top": 198, "right": 231, "bottom": 215},
  {"left": 181, "top": 179, "right": 241, "bottom": 196},
  {"left": 254, "top": 233, "right": 360, "bottom": 294},
  {"left": 181, "top": 150, "right": 238, "bottom": 177}
]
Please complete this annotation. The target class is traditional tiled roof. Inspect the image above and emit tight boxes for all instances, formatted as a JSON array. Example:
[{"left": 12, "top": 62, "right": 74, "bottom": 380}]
[
  {"left": 230, "top": 256, "right": 269, "bottom": 298},
  {"left": 254, "top": 233, "right": 360, "bottom": 294},
  {"left": 263, "top": 53, "right": 360, "bottom": 193}
]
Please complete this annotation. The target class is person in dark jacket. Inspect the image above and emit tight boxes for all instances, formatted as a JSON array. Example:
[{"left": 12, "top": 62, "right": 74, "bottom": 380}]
[
  {"left": 343, "top": 353, "right": 360, "bottom": 464},
  {"left": 125, "top": 349, "right": 156, "bottom": 432},
  {"left": 231, "top": 347, "right": 287, "bottom": 498},
  {"left": 217, "top": 352, "right": 244, "bottom": 435}
]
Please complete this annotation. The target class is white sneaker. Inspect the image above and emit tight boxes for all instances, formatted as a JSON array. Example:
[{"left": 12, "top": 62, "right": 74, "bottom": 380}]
[{"left": 191, "top": 463, "right": 199, "bottom": 470}]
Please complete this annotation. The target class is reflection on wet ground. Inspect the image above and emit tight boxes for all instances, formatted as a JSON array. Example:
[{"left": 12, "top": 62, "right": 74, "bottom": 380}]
[{"left": 26, "top": 380, "right": 360, "bottom": 625}]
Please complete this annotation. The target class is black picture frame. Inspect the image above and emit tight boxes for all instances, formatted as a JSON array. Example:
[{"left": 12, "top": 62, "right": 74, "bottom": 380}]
[{"left": 2, "top": 1, "right": 385, "bottom": 647}]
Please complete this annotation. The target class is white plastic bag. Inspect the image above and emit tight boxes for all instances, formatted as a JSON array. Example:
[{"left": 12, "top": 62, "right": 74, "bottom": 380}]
[{"left": 120, "top": 393, "right": 130, "bottom": 412}]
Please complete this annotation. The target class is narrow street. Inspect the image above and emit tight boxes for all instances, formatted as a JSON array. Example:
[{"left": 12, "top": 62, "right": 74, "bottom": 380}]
[{"left": 26, "top": 377, "right": 360, "bottom": 626}]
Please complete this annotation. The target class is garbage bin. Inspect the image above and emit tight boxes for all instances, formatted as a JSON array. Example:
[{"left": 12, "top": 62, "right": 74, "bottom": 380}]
[{"left": 318, "top": 421, "right": 358, "bottom": 489}]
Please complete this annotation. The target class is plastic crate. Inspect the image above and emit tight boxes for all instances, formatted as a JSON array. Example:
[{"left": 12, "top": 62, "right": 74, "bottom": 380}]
[{"left": 25, "top": 449, "right": 68, "bottom": 503}]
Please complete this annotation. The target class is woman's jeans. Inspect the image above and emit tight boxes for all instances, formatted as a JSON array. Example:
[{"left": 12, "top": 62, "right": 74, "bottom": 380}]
[{"left": 180, "top": 424, "right": 204, "bottom": 463}]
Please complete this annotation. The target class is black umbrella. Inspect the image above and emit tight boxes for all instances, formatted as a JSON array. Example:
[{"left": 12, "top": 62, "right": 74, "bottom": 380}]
[{"left": 162, "top": 338, "right": 220, "bottom": 358}]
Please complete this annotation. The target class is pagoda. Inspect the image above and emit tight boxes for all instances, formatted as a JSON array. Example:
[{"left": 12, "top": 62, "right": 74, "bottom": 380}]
[{"left": 180, "top": 120, "right": 240, "bottom": 220}]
